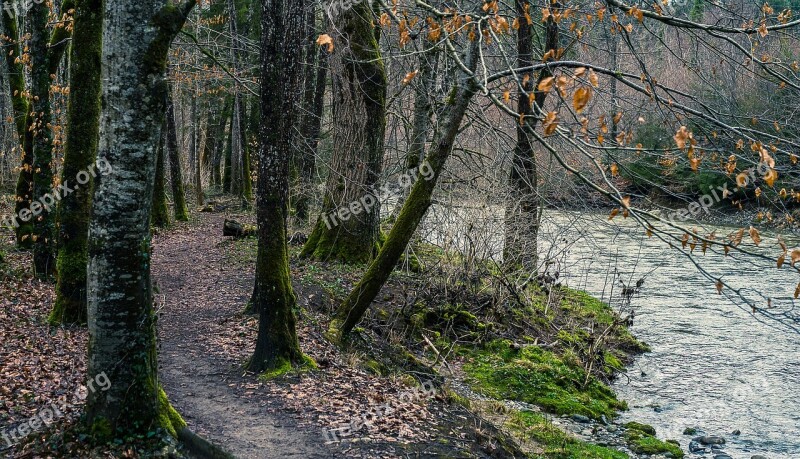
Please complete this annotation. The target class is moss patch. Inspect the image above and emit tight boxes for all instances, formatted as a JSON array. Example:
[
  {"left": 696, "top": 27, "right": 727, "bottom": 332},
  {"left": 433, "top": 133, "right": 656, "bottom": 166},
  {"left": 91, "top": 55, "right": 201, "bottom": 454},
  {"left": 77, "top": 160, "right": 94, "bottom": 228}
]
[
  {"left": 624, "top": 427, "right": 684, "bottom": 458},
  {"left": 257, "top": 354, "right": 318, "bottom": 380},
  {"left": 507, "top": 410, "right": 628, "bottom": 459},
  {"left": 463, "top": 340, "right": 626, "bottom": 419}
]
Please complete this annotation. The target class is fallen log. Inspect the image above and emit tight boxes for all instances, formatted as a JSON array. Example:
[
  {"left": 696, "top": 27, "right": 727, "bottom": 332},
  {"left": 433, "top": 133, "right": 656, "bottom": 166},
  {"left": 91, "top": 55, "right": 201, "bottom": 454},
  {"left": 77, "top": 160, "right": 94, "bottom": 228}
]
[{"left": 223, "top": 219, "right": 256, "bottom": 238}]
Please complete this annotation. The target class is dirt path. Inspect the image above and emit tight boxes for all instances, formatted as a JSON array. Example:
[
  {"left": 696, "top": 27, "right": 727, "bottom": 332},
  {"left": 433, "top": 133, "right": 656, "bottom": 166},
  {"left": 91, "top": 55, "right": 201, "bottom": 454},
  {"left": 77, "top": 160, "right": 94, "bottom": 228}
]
[{"left": 152, "top": 212, "right": 335, "bottom": 459}]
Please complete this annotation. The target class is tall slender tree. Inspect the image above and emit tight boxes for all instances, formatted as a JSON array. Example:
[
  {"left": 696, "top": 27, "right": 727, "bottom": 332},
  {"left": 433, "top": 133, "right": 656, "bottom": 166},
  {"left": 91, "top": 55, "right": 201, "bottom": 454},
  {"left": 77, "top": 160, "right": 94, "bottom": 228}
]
[
  {"left": 51, "top": 0, "right": 104, "bottom": 324},
  {"left": 30, "top": 0, "right": 73, "bottom": 277},
  {"left": 152, "top": 126, "right": 170, "bottom": 228},
  {"left": 301, "top": 0, "right": 387, "bottom": 264},
  {"left": 503, "top": 0, "right": 558, "bottom": 272},
  {"left": 85, "top": 0, "right": 194, "bottom": 437},
  {"left": 246, "top": 0, "right": 305, "bottom": 372},
  {"left": 167, "top": 92, "right": 189, "bottom": 221}
]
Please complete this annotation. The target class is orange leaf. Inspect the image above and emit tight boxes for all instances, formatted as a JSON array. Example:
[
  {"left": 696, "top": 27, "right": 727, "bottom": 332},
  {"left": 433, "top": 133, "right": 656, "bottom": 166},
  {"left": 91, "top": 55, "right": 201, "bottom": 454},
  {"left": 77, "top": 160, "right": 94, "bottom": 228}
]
[
  {"left": 316, "top": 34, "right": 334, "bottom": 52},
  {"left": 749, "top": 226, "right": 761, "bottom": 246},
  {"left": 572, "top": 86, "right": 591, "bottom": 113}
]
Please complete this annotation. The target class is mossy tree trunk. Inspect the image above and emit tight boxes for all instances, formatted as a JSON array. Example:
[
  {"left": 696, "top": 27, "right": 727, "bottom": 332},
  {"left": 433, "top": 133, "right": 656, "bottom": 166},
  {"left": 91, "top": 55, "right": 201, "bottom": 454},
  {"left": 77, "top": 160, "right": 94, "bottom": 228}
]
[
  {"left": 0, "top": 12, "right": 33, "bottom": 248},
  {"left": 51, "top": 0, "right": 103, "bottom": 325},
  {"left": 503, "top": 1, "right": 558, "bottom": 273},
  {"left": 295, "top": 3, "right": 326, "bottom": 222},
  {"left": 167, "top": 91, "right": 189, "bottom": 221},
  {"left": 86, "top": 0, "right": 194, "bottom": 438},
  {"left": 300, "top": 0, "right": 386, "bottom": 264},
  {"left": 327, "top": 42, "right": 479, "bottom": 343},
  {"left": 152, "top": 126, "right": 170, "bottom": 228},
  {"left": 246, "top": 0, "right": 304, "bottom": 373},
  {"left": 30, "top": 0, "right": 73, "bottom": 278}
]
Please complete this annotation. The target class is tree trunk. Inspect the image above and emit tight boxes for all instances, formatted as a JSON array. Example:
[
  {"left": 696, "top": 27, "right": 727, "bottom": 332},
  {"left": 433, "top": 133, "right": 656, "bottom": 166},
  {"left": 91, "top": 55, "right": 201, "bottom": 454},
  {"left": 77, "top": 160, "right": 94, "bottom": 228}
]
[
  {"left": 246, "top": 0, "right": 305, "bottom": 373},
  {"left": 192, "top": 89, "right": 203, "bottom": 205},
  {"left": 152, "top": 126, "right": 170, "bottom": 228},
  {"left": 30, "top": 0, "right": 71, "bottom": 277},
  {"left": 223, "top": 109, "right": 233, "bottom": 191},
  {"left": 292, "top": 1, "right": 318, "bottom": 222},
  {"left": 326, "top": 42, "right": 480, "bottom": 343},
  {"left": 0, "top": 12, "right": 34, "bottom": 248},
  {"left": 51, "top": 0, "right": 103, "bottom": 325},
  {"left": 301, "top": 2, "right": 386, "bottom": 264},
  {"left": 393, "top": 46, "right": 438, "bottom": 217},
  {"left": 167, "top": 91, "right": 189, "bottom": 221},
  {"left": 86, "top": 0, "right": 193, "bottom": 438},
  {"left": 239, "top": 99, "right": 253, "bottom": 205},
  {"left": 503, "top": 0, "right": 558, "bottom": 273}
]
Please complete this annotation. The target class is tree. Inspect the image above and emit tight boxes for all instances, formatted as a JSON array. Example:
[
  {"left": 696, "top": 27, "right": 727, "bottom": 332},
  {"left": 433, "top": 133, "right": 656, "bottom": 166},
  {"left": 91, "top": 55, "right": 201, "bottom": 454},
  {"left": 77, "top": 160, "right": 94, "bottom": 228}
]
[
  {"left": 85, "top": 0, "right": 194, "bottom": 437},
  {"left": 301, "top": 0, "right": 387, "bottom": 264},
  {"left": 246, "top": 0, "right": 305, "bottom": 373},
  {"left": 0, "top": 11, "right": 34, "bottom": 248},
  {"left": 503, "top": 0, "right": 558, "bottom": 273},
  {"left": 152, "top": 126, "right": 170, "bottom": 228},
  {"left": 30, "top": 0, "right": 72, "bottom": 277},
  {"left": 167, "top": 91, "right": 189, "bottom": 221},
  {"left": 327, "top": 40, "right": 480, "bottom": 343},
  {"left": 51, "top": 0, "right": 104, "bottom": 324}
]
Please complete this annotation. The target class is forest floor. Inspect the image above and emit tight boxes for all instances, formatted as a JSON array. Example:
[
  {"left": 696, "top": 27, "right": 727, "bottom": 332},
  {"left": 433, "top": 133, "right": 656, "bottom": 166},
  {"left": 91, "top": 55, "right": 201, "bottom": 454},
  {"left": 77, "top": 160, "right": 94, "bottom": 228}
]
[{"left": 1, "top": 200, "right": 685, "bottom": 459}]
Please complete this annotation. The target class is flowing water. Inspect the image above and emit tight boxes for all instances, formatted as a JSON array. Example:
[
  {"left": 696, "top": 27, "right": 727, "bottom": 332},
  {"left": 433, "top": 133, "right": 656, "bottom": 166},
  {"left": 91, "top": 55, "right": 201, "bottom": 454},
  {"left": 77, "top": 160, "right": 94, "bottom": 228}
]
[{"left": 420, "top": 206, "right": 800, "bottom": 458}]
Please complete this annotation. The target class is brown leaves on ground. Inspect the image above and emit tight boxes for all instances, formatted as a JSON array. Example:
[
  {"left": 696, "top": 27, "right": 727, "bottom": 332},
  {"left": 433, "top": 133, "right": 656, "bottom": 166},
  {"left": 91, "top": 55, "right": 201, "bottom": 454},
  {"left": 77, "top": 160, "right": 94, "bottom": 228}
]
[{"left": 0, "top": 245, "right": 88, "bottom": 442}]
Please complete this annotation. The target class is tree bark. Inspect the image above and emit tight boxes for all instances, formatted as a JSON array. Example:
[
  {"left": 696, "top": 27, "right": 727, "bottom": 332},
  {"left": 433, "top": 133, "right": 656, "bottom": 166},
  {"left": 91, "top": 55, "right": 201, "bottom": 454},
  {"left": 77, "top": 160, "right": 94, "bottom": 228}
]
[
  {"left": 51, "top": 0, "right": 103, "bottom": 324},
  {"left": 326, "top": 42, "right": 479, "bottom": 343},
  {"left": 152, "top": 125, "right": 170, "bottom": 228},
  {"left": 1, "top": 12, "right": 33, "bottom": 248},
  {"left": 503, "top": 0, "right": 558, "bottom": 273},
  {"left": 246, "top": 0, "right": 305, "bottom": 373},
  {"left": 30, "top": 0, "right": 72, "bottom": 277},
  {"left": 301, "top": 1, "right": 386, "bottom": 264},
  {"left": 86, "top": 0, "right": 194, "bottom": 438},
  {"left": 167, "top": 91, "right": 189, "bottom": 221}
]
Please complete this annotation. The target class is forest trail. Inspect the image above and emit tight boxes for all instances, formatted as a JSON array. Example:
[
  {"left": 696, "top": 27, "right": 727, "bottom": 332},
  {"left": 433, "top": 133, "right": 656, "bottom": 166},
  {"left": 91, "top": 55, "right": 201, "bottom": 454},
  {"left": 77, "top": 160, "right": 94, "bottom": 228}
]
[{"left": 152, "top": 212, "right": 333, "bottom": 459}]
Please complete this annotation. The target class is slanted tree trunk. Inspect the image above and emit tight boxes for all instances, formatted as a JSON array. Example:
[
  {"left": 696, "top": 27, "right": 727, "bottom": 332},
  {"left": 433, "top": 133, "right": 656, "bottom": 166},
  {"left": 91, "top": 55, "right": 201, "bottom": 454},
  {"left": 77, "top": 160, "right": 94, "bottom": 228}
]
[
  {"left": 301, "top": 1, "right": 386, "bottom": 264},
  {"left": 0, "top": 13, "right": 33, "bottom": 248},
  {"left": 246, "top": 0, "right": 304, "bottom": 373},
  {"left": 503, "top": 0, "right": 558, "bottom": 273},
  {"left": 51, "top": 0, "right": 103, "bottom": 324},
  {"left": 152, "top": 126, "right": 170, "bottom": 228},
  {"left": 30, "top": 0, "right": 72, "bottom": 278},
  {"left": 167, "top": 91, "right": 189, "bottom": 221},
  {"left": 86, "top": 0, "right": 194, "bottom": 439},
  {"left": 326, "top": 42, "right": 480, "bottom": 343},
  {"left": 393, "top": 46, "right": 438, "bottom": 217}
]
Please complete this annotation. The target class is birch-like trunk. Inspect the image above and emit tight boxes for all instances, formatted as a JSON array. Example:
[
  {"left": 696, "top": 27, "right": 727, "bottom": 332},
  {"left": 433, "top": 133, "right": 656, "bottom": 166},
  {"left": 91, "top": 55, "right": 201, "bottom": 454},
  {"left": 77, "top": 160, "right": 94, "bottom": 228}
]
[{"left": 86, "top": 0, "right": 193, "bottom": 436}]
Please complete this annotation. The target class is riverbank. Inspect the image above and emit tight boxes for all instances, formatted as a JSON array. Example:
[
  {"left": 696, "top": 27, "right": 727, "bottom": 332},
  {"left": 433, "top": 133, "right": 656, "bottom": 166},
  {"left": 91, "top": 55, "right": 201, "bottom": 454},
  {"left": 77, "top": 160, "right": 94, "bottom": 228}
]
[{"left": 0, "top": 203, "right": 734, "bottom": 458}]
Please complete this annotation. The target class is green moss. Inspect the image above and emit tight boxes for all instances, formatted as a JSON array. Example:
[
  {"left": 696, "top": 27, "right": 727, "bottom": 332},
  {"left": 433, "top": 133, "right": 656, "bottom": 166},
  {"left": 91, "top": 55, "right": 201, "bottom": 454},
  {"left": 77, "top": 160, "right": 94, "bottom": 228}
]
[
  {"left": 507, "top": 411, "right": 628, "bottom": 459},
  {"left": 89, "top": 416, "right": 113, "bottom": 442},
  {"left": 257, "top": 354, "right": 317, "bottom": 380},
  {"left": 463, "top": 340, "right": 626, "bottom": 419},
  {"left": 624, "top": 422, "right": 656, "bottom": 436},
  {"left": 157, "top": 388, "right": 186, "bottom": 438},
  {"left": 624, "top": 429, "right": 683, "bottom": 458}
]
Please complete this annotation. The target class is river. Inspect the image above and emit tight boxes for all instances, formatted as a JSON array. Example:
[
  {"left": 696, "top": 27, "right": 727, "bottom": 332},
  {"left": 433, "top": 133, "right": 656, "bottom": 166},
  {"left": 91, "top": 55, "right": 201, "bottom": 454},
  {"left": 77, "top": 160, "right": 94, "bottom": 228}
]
[{"left": 419, "top": 205, "right": 800, "bottom": 458}]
